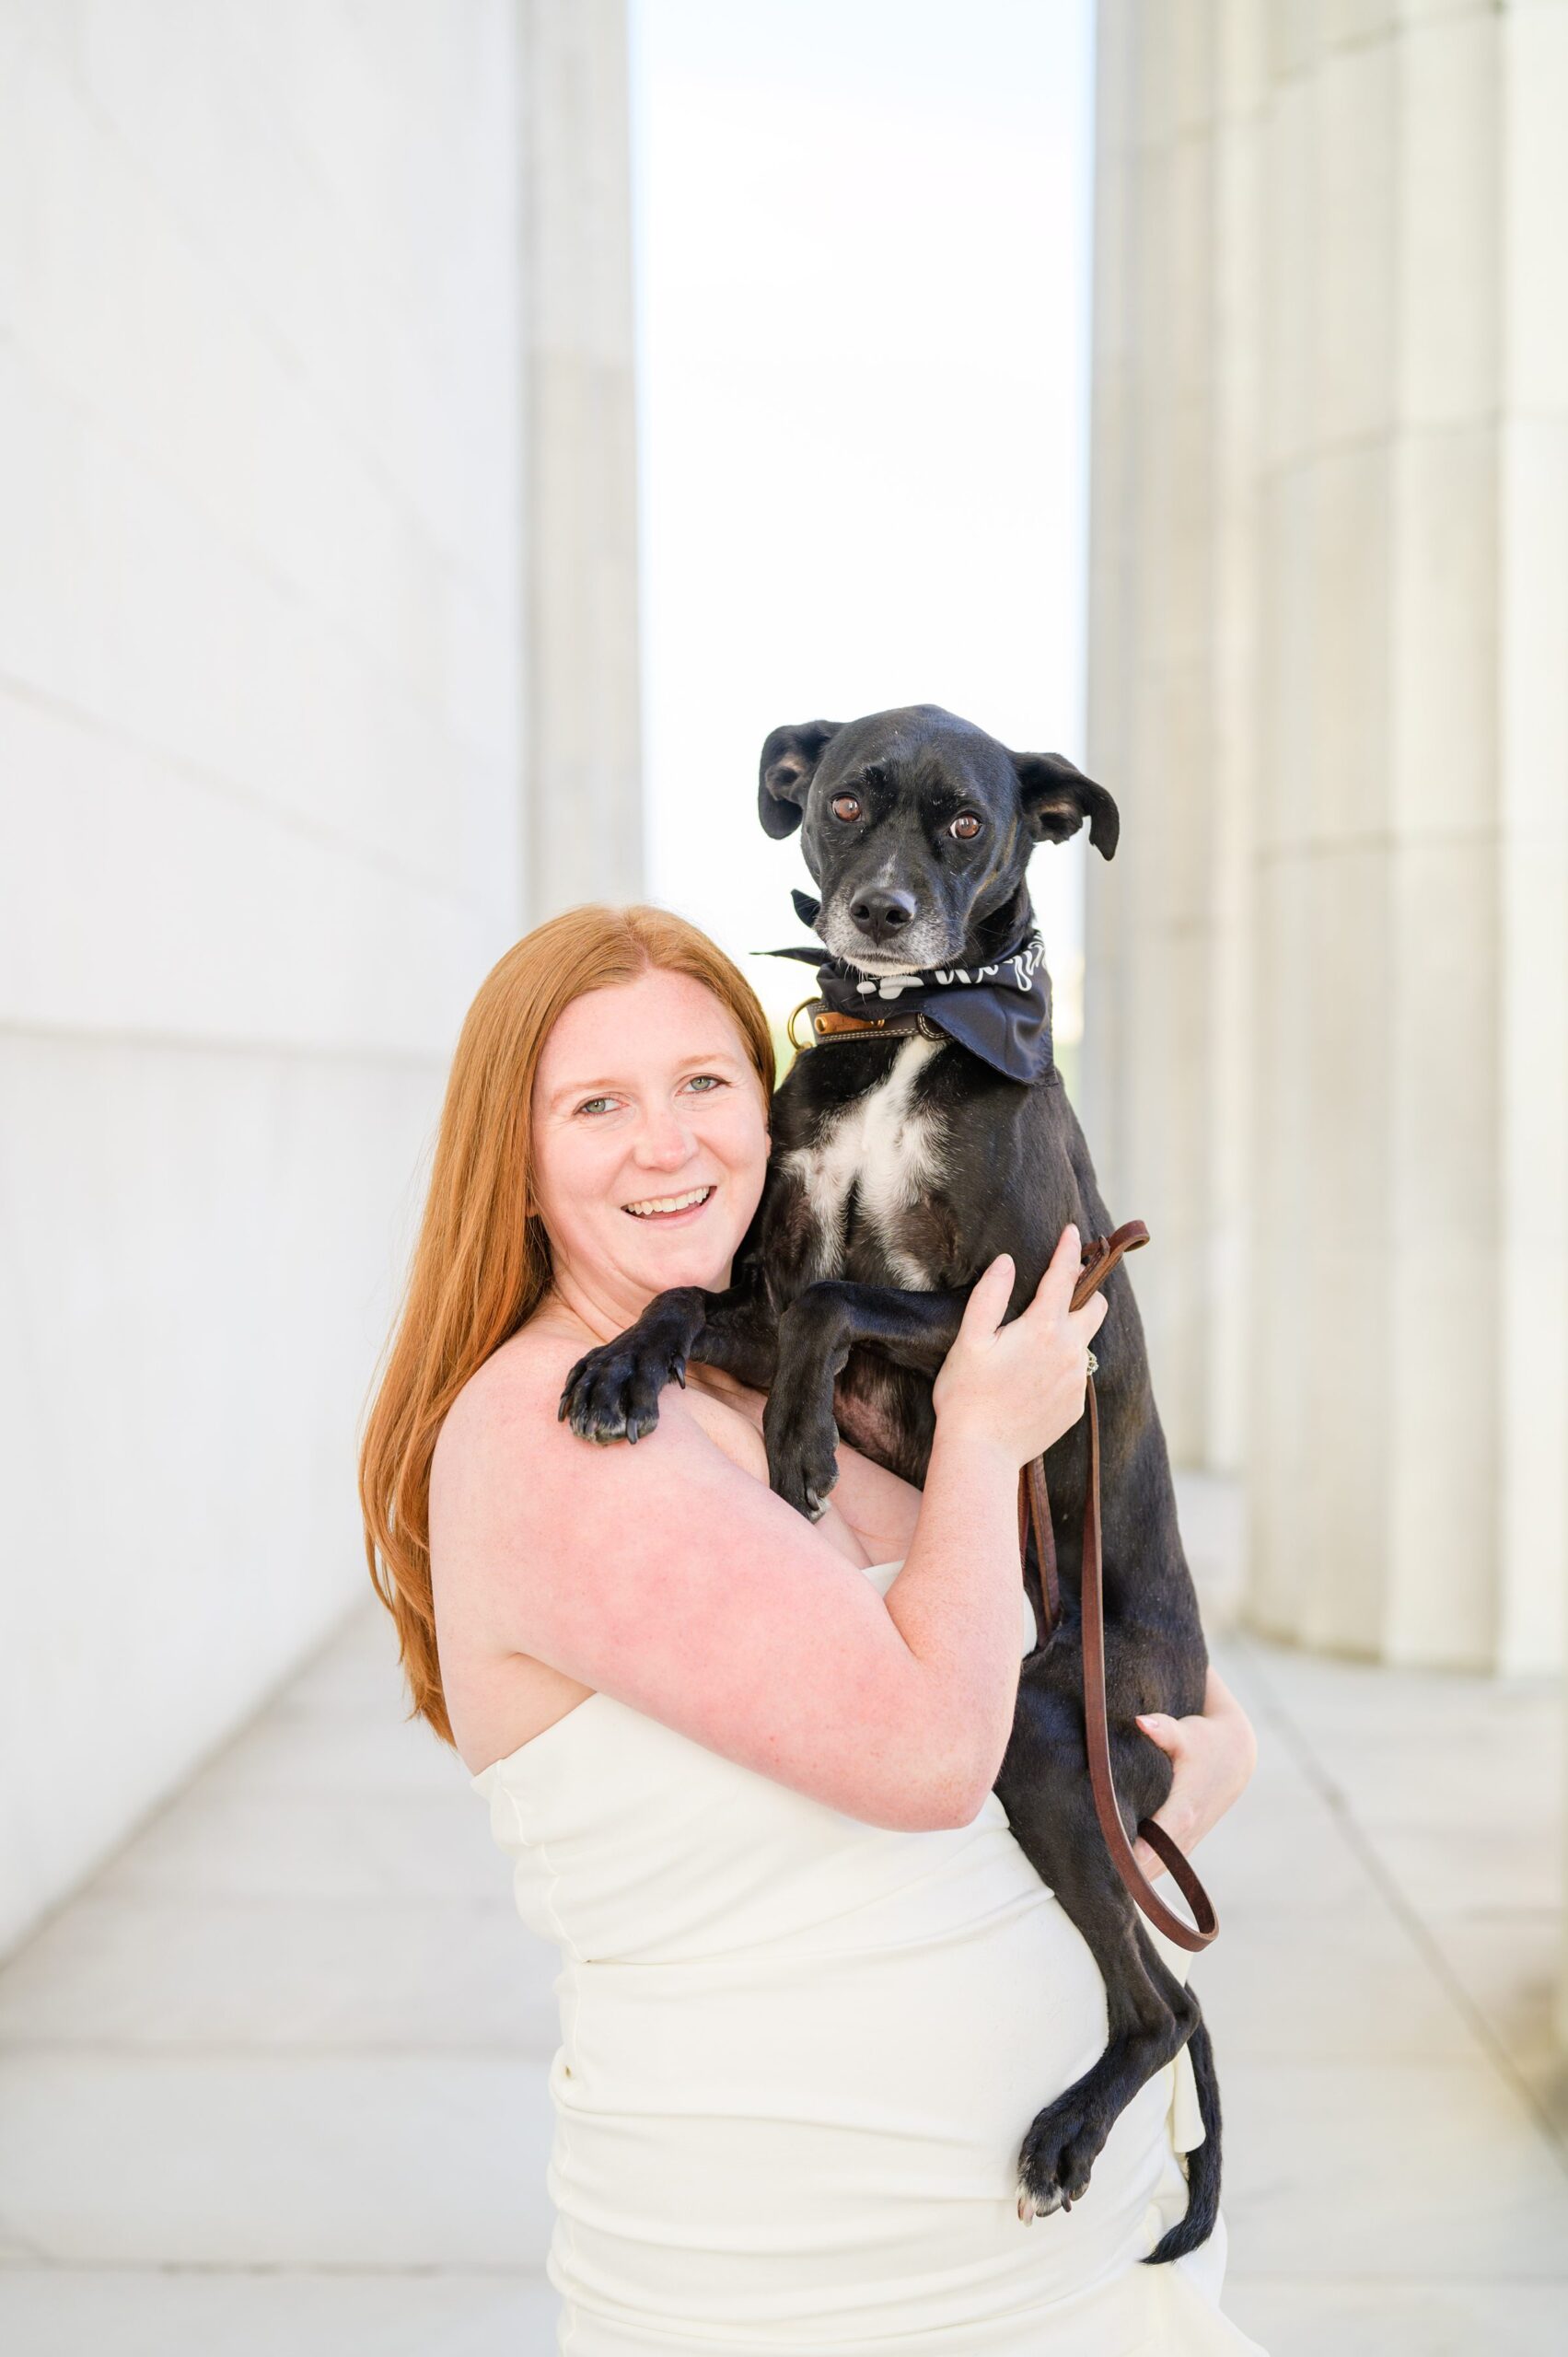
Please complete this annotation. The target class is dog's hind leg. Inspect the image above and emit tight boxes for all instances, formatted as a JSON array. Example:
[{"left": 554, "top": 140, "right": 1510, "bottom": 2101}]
[
  {"left": 1015, "top": 1827, "right": 1200, "bottom": 2223},
  {"left": 998, "top": 1686, "right": 1202, "bottom": 2227}
]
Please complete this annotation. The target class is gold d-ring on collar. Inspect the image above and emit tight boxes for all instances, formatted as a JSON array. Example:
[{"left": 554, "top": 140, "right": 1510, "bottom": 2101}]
[{"left": 786, "top": 997, "right": 821, "bottom": 1054}]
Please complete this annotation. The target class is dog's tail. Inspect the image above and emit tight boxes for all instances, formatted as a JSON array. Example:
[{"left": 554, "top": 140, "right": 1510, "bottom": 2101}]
[{"left": 1143, "top": 2009, "right": 1221, "bottom": 2266}]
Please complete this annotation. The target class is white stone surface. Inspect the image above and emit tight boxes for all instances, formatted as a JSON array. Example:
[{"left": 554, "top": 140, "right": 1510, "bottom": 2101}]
[
  {"left": 0, "top": 0, "right": 643, "bottom": 1959},
  {"left": 0, "top": 2272, "right": 564, "bottom": 2357},
  {"left": 0, "top": 2050, "right": 555, "bottom": 2268}
]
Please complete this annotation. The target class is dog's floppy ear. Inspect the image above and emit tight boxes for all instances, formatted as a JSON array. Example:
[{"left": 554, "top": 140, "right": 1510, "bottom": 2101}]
[
  {"left": 758, "top": 719, "right": 843, "bottom": 840},
  {"left": 1011, "top": 750, "right": 1120, "bottom": 859}
]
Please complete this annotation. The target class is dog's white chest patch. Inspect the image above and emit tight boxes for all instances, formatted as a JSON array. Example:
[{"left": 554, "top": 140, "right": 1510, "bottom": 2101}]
[{"left": 784, "top": 1038, "right": 947, "bottom": 1285}]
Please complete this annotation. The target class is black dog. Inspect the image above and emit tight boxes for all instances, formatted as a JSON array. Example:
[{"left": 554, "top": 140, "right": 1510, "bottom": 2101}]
[{"left": 560, "top": 704, "right": 1219, "bottom": 2258}]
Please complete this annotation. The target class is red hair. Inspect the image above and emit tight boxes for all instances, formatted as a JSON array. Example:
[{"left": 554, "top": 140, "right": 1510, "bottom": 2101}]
[{"left": 356, "top": 904, "right": 775, "bottom": 1744}]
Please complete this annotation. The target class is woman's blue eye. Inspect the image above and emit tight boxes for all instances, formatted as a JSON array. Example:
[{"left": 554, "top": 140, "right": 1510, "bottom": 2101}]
[{"left": 687, "top": 1074, "right": 723, "bottom": 1092}]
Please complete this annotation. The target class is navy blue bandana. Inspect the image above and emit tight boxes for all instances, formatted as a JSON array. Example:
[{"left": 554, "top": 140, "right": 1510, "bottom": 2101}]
[{"left": 761, "top": 888, "right": 1056, "bottom": 1086}]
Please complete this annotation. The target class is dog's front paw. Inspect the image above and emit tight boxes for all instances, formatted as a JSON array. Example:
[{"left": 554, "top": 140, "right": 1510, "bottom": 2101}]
[
  {"left": 559, "top": 1332, "right": 686, "bottom": 1446},
  {"left": 763, "top": 1401, "right": 841, "bottom": 1521},
  {"left": 1016, "top": 2084, "right": 1110, "bottom": 2223}
]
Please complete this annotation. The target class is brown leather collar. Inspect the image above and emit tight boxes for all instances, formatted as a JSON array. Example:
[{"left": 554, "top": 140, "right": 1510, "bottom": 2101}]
[
  {"left": 807, "top": 1003, "right": 944, "bottom": 1043},
  {"left": 789, "top": 996, "right": 1066, "bottom": 1082},
  {"left": 787, "top": 998, "right": 947, "bottom": 1052}
]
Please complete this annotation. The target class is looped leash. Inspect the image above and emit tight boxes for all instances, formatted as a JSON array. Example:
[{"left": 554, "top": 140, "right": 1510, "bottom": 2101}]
[{"left": 1016, "top": 1220, "right": 1219, "bottom": 1955}]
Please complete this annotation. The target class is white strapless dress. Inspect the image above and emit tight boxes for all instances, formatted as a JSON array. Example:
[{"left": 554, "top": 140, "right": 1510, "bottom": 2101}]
[{"left": 470, "top": 1557, "right": 1264, "bottom": 2354}]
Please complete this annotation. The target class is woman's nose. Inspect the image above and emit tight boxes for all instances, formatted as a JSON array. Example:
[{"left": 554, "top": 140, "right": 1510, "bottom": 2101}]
[{"left": 632, "top": 1107, "right": 695, "bottom": 1167}]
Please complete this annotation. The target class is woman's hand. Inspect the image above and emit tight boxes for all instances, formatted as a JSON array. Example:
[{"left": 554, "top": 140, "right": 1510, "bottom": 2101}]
[
  {"left": 1130, "top": 1666, "right": 1258, "bottom": 1881},
  {"left": 932, "top": 1225, "right": 1108, "bottom": 1469}
]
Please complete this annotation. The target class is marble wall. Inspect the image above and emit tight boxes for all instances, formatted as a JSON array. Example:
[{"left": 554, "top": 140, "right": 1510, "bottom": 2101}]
[{"left": 0, "top": 0, "right": 642, "bottom": 1956}]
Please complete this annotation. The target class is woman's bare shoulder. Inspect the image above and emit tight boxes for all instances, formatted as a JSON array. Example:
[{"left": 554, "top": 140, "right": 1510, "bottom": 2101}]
[
  {"left": 430, "top": 1324, "right": 567, "bottom": 1545},
  {"left": 441, "top": 1318, "right": 577, "bottom": 1444},
  {"left": 448, "top": 1302, "right": 642, "bottom": 1454},
  {"left": 432, "top": 1314, "right": 705, "bottom": 1517},
  {"left": 430, "top": 1320, "right": 611, "bottom": 1641}
]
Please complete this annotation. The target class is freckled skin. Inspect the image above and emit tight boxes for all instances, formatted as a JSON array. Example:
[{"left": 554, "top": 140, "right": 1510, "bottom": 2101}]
[{"left": 558, "top": 704, "right": 1222, "bottom": 2258}]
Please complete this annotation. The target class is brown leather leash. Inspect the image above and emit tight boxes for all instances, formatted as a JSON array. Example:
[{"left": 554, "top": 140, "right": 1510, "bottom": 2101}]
[{"left": 1017, "top": 1221, "right": 1219, "bottom": 1954}]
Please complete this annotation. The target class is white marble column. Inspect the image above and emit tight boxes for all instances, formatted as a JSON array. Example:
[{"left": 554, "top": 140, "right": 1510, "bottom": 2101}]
[
  {"left": 1085, "top": 0, "right": 1568, "bottom": 1677},
  {"left": 1083, "top": 1, "right": 1264, "bottom": 1480},
  {"left": 519, "top": 0, "right": 645, "bottom": 919}
]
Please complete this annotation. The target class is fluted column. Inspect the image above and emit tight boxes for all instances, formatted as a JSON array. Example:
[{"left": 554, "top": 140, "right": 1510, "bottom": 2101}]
[
  {"left": 1084, "top": 0, "right": 1568, "bottom": 1677},
  {"left": 519, "top": 0, "right": 645, "bottom": 917},
  {"left": 1083, "top": 1, "right": 1263, "bottom": 1479}
]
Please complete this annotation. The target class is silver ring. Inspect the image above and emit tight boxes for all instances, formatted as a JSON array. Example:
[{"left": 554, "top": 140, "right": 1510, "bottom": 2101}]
[{"left": 1085, "top": 1350, "right": 1098, "bottom": 1376}]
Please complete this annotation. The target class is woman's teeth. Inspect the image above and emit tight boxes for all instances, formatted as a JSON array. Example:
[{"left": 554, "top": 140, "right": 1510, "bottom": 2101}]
[{"left": 622, "top": 1185, "right": 714, "bottom": 1218}]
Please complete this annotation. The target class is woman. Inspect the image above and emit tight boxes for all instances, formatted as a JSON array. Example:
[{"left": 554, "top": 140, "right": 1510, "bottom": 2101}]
[{"left": 360, "top": 904, "right": 1263, "bottom": 2355}]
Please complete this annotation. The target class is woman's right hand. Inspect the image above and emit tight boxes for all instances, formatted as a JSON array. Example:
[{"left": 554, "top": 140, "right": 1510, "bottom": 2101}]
[{"left": 931, "top": 1225, "right": 1109, "bottom": 1468}]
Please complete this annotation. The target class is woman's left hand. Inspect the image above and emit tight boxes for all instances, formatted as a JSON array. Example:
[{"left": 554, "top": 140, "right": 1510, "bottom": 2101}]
[{"left": 1131, "top": 1666, "right": 1258, "bottom": 1881}]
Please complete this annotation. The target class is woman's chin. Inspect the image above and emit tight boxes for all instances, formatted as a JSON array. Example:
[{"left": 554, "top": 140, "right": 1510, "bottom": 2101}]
[
  {"left": 614, "top": 1185, "right": 753, "bottom": 1297},
  {"left": 636, "top": 1242, "right": 733, "bottom": 1290},
  {"left": 625, "top": 1222, "right": 738, "bottom": 1292}
]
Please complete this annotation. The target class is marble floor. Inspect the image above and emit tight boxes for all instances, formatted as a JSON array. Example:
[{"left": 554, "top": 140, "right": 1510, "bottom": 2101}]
[{"left": 1, "top": 1492, "right": 1564, "bottom": 2354}]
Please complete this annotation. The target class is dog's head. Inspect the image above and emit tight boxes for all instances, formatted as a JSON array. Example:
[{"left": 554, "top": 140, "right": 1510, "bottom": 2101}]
[{"left": 758, "top": 704, "right": 1118, "bottom": 973}]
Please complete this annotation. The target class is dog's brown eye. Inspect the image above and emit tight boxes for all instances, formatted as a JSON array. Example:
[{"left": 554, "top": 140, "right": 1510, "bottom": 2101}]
[
  {"left": 950, "top": 812, "right": 982, "bottom": 840},
  {"left": 830, "top": 795, "right": 862, "bottom": 822}
]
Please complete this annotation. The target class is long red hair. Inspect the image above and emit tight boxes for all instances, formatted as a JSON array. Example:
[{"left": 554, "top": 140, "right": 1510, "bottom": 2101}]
[{"left": 357, "top": 904, "right": 776, "bottom": 1744}]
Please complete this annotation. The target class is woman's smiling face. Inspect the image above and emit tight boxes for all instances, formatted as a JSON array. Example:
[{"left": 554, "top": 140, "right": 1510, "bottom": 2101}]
[{"left": 529, "top": 967, "right": 771, "bottom": 1331}]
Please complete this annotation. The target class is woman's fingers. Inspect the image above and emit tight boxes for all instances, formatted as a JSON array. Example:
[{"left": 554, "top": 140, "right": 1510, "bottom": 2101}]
[
  {"left": 1020, "top": 1229, "right": 1109, "bottom": 1375},
  {"left": 1131, "top": 1717, "right": 1191, "bottom": 1880},
  {"left": 1068, "top": 1289, "right": 1109, "bottom": 1358},
  {"left": 958, "top": 1251, "right": 1016, "bottom": 1340},
  {"left": 1024, "top": 1223, "right": 1083, "bottom": 1325},
  {"left": 1132, "top": 1823, "right": 1177, "bottom": 1881},
  {"left": 1130, "top": 1696, "right": 1259, "bottom": 1881}
]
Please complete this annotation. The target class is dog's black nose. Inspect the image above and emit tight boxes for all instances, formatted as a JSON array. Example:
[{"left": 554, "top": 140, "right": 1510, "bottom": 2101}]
[{"left": 849, "top": 888, "right": 917, "bottom": 945}]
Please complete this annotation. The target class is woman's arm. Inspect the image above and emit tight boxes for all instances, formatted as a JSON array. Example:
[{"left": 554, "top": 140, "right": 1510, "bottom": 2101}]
[
  {"left": 432, "top": 1236, "right": 1101, "bottom": 1833},
  {"left": 671, "top": 1357, "right": 1255, "bottom": 1862},
  {"left": 434, "top": 1339, "right": 1015, "bottom": 1830}
]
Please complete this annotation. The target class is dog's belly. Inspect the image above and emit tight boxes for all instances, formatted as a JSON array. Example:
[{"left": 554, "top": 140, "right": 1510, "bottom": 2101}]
[{"left": 833, "top": 1351, "right": 936, "bottom": 1486}]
